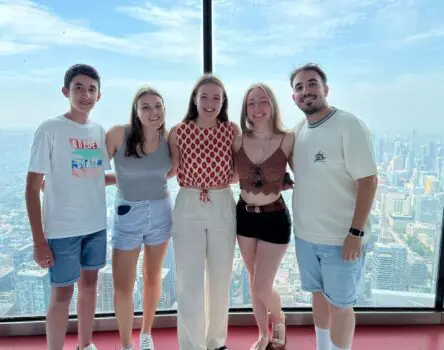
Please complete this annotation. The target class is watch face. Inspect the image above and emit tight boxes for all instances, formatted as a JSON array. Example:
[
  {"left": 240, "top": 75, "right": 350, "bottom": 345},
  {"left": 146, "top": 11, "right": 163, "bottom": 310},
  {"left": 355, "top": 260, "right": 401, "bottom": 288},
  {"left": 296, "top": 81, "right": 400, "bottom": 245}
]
[{"left": 350, "top": 228, "right": 364, "bottom": 237}]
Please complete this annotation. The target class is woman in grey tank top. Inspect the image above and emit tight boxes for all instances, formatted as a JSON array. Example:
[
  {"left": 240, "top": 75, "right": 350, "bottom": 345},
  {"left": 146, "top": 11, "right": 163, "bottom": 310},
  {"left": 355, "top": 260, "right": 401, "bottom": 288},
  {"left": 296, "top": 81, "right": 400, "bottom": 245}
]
[{"left": 105, "top": 86, "right": 174, "bottom": 350}]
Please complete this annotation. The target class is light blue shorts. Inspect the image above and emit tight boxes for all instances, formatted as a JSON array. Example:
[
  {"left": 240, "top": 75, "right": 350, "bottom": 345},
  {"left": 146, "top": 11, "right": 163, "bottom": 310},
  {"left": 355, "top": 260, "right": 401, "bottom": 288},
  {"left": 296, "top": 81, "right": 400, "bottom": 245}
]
[
  {"left": 112, "top": 196, "right": 172, "bottom": 250},
  {"left": 295, "top": 237, "right": 366, "bottom": 309},
  {"left": 47, "top": 229, "right": 107, "bottom": 287}
]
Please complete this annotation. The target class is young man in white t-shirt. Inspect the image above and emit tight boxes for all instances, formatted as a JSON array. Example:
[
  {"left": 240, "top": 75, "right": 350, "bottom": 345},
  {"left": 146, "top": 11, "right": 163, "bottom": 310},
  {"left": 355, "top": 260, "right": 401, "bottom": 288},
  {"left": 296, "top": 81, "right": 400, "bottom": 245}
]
[
  {"left": 289, "top": 63, "right": 378, "bottom": 350},
  {"left": 25, "top": 64, "right": 110, "bottom": 350}
]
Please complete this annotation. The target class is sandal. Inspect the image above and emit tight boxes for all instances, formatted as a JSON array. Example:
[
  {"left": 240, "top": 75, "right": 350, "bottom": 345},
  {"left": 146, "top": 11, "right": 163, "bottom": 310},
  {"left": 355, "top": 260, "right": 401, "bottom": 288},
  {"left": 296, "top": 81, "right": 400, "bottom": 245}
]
[
  {"left": 270, "top": 312, "right": 286, "bottom": 349},
  {"left": 250, "top": 335, "right": 270, "bottom": 350}
]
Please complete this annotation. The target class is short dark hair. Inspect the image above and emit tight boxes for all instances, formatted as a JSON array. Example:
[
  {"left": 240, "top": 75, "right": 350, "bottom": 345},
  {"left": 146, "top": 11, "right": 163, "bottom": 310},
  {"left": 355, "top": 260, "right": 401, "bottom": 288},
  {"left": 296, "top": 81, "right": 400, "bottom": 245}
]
[
  {"left": 64, "top": 64, "right": 101, "bottom": 90},
  {"left": 289, "top": 63, "right": 327, "bottom": 87}
]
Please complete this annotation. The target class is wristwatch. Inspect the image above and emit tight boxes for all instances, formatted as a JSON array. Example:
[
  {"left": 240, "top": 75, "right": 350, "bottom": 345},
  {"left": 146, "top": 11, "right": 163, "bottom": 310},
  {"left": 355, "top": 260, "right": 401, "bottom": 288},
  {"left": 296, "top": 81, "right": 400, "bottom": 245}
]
[{"left": 349, "top": 227, "right": 365, "bottom": 237}]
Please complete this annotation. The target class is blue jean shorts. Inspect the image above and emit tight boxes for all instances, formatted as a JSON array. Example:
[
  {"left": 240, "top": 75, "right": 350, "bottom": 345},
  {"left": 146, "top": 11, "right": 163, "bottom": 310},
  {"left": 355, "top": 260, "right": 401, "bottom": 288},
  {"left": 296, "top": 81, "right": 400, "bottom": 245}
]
[
  {"left": 47, "top": 229, "right": 107, "bottom": 287},
  {"left": 295, "top": 237, "right": 366, "bottom": 308},
  {"left": 112, "top": 196, "right": 172, "bottom": 250}
]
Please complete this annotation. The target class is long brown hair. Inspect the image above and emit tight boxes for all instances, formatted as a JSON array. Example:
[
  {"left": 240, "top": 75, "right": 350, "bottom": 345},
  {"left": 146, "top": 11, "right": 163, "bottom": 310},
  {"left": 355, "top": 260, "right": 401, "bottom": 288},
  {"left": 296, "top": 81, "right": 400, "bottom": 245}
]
[
  {"left": 182, "top": 74, "right": 229, "bottom": 123},
  {"left": 125, "top": 86, "right": 167, "bottom": 158},
  {"left": 240, "top": 83, "right": 285, "bottom": 136}
]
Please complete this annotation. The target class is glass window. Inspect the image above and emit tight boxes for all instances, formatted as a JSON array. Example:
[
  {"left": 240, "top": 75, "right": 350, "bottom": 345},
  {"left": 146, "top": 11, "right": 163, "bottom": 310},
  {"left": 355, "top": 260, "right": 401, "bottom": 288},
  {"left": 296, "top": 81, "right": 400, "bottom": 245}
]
[
  {"left": 213, "top": 0, "right": 444, "bottom": 308},
  {"left": 0, "top": 0, "right": 203, "bottom": 317},
  {"left": 2, "top": 0, "right": 444, "bottom": 321}
]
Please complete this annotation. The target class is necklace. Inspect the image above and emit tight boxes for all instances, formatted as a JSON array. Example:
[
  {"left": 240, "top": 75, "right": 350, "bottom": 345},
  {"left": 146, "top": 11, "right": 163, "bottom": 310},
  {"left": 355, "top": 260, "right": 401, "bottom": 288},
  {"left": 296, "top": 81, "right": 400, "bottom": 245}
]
[
  {"left": 252, "top": 131, "right": 273, "bottom": 137},
  {"left": 255, "top": 133, "right": 274, "bottom": 164}
]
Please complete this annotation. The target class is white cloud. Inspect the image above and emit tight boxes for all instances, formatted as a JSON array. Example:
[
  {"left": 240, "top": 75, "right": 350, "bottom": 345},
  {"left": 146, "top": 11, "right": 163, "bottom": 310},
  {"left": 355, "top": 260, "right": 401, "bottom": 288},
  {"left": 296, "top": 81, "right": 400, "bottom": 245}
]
[
  {"left": 0, "top": 39, "right": 44, "bottom": 55},
  {"left": 210, "top": 0, "right": 372, "bottom": 60},
  {"left": 0, "top": 0, "right": 202, "bottom": 61},
  {"left": 115, "top": 2, "right": 202, "bottom": 59},
  {"left": 116, "top": 2, "right": 201, "bottom": 27},
  {"left": 0, "top": 1, "right": 131, "bottom": 53},
  {"left": 211, "top": 0, "right": 439, "bottom": 61},
  {"left": 404, "top": 28, "right": 444, "bottom": 44},
  {"left": 0, "top": 69, "right": 53, "bottom": 81},
  {"left": 0, "top": 0, "right": 437, "bottom": 65}
]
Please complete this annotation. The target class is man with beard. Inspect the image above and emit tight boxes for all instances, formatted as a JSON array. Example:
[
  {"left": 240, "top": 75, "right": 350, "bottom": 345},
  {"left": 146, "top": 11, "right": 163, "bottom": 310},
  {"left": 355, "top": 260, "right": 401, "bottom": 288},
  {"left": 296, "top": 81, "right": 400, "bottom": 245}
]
[{"left": 289, "top": 63, "right": 378, "bottom": 350}]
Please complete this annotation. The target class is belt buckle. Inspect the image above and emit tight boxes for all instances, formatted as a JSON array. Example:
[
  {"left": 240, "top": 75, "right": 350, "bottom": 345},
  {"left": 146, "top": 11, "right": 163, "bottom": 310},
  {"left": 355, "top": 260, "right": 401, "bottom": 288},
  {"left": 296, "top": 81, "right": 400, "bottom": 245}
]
[{"left": 246, "top": 204, "right": 261, "bottom": 213}]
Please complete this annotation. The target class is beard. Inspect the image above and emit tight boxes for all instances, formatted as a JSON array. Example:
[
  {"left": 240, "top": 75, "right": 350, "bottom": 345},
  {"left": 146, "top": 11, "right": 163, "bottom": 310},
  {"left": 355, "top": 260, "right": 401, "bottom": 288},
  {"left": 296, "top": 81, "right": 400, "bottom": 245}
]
[
  {"left": 299, "top": 95, "right": 327, "bottom": 116},
  {"left": 300, "top": 100, "right": 324, "bottom": 115},
  {"left": 301, "top": 104, "right": 321, "bottom": 115}
]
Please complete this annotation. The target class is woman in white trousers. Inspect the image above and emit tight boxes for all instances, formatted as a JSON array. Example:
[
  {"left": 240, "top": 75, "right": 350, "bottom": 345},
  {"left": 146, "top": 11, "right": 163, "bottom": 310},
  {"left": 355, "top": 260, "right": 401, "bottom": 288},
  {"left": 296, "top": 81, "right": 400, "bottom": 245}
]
[{"left": 169, "top": 74, "right": 241, "bottom": 350}]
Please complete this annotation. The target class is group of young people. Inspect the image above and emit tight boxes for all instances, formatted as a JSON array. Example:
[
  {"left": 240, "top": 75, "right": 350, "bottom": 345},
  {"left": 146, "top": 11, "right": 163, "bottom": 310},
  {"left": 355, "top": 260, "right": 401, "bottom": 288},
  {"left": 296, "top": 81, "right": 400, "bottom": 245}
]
[{"left": 25, "top": 62, "right": 378, "bottom": 350}]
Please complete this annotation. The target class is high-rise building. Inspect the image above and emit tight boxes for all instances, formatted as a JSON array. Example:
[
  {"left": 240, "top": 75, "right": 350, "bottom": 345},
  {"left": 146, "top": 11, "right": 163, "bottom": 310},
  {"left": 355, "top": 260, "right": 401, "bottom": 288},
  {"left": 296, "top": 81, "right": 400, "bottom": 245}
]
[
  {"left": 413, "top": 195, "right": 440, "bottom": 224},
  {"left": 406, "top": 222, "right": 437, "bottom": 241},
  {"left": 15, "top": 269, "right": 50, "bottom": 316},
  {"left": 407, "top": 254, "right": 430, "bottom": 292},
  {"left": 406, "top": 150, "right": 415, "bottom": 177},
  {"left": 0, "top": 266, "right": 15, "bottom": 316},
  {"left": 12, "top": 243, "right": 33, "bottom": 272},
  {"left": 382, "top": 192, "right": 412, "bottom": 220},
  {"left": 376, "top": 137, "right": 385, "bottom": 164},
  {"left": 159, "top": 268, "right": 175, "bottom": 310},
  {"left": 371, "top": 243, "right": 408, "bottom": 291},
  {"left": 97, "top": 265, "right": 113, "bottom": 313}
]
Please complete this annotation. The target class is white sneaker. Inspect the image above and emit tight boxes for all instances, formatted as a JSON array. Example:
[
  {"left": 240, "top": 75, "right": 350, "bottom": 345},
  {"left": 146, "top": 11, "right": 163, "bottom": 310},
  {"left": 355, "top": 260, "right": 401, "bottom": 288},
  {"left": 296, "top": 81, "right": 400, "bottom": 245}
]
[
  {"left": 77, "top": 344, "right": 97, "bottom": 350},
  {"left": 121, "top": 346, "right": 134, "bottom": 350},
  {"left": 140, "top": 332, "right": 155, "bottom": 350}
]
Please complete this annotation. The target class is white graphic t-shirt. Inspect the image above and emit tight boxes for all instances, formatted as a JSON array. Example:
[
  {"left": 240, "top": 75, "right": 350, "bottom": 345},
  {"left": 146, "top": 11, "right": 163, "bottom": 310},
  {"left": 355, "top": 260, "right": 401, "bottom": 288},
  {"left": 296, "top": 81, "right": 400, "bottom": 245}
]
[{"left": 28, "top": 115, "right": 111, "bottom": 239}]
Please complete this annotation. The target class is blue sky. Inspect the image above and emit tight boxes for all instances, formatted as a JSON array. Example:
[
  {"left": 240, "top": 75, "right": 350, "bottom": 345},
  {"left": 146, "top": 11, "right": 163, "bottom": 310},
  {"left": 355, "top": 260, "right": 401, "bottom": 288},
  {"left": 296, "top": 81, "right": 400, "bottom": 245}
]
[{"left": 0, "top": 0, "right": 443, "bottom": 135}]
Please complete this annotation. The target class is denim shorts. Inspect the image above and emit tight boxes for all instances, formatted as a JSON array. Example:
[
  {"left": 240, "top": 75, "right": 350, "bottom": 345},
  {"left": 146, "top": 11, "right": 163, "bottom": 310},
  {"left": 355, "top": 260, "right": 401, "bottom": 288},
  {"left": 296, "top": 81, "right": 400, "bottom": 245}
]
[
  {"left": 47, "top": 229, "right": 107, "bottom": 287},
  {"left": 295, "top": 237, "right": 366, "bottom": 308},
  {"left": 112, "top": 196, "right": 172, "bottom": 250}
]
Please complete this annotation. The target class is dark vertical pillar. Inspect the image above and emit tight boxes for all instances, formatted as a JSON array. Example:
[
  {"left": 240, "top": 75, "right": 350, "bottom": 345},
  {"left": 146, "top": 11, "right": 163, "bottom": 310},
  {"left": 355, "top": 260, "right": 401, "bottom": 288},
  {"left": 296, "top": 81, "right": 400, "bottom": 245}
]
[{"left": 202, "top": 0, "right": 213, "bottom": 73}]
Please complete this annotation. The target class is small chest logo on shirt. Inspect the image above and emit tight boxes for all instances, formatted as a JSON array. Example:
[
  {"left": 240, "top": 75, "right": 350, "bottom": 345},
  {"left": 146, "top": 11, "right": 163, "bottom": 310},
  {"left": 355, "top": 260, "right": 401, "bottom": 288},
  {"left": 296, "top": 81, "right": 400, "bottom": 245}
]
[{"left": 314, "top": 151, "right": 326, "bottom": 163}]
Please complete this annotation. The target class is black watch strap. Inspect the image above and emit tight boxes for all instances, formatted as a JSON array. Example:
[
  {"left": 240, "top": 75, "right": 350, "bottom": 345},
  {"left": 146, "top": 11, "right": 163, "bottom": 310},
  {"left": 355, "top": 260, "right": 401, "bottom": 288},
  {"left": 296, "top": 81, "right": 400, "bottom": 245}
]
[{"left": 349, "top": 227, "right": 365, "bottom": 237}]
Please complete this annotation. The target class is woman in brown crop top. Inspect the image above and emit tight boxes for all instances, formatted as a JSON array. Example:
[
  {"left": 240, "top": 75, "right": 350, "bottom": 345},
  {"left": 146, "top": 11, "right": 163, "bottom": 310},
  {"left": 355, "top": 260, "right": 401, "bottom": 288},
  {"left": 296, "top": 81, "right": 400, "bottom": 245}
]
[{"left": 233, "top": 83, "right": 295, "bottom": 350}]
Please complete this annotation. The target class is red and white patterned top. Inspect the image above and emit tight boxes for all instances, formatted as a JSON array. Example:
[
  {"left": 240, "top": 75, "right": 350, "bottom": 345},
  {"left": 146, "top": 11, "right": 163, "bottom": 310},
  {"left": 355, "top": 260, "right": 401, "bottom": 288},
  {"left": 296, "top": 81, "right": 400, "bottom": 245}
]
[{"left": 176, "top": 121, "right": 235, "bottom": 201}]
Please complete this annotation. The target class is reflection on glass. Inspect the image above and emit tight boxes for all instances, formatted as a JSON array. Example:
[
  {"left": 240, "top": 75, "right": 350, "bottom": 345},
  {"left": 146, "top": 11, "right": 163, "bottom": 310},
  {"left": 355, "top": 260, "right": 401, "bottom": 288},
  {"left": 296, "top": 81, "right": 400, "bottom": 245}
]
[{"left": 1, "top": 0, "right": 444, "bottom": 318}]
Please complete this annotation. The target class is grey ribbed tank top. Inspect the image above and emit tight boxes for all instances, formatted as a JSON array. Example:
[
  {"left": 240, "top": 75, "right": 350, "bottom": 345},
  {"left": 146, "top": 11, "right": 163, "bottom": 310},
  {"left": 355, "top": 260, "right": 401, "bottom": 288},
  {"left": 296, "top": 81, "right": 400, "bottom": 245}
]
[{"left": 114, "top": 126, "right": 171, "bottom": 201}]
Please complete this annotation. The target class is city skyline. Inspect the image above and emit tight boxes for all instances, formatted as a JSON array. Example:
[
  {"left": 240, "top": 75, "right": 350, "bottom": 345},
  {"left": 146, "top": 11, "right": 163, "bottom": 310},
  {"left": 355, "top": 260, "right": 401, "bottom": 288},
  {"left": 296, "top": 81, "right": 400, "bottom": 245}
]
[
  {"left": 0, "top": 127, "right": 443, "bottom": 317},
  {"left": 1, "top": 0, "right": 444, "bottom": 319}
]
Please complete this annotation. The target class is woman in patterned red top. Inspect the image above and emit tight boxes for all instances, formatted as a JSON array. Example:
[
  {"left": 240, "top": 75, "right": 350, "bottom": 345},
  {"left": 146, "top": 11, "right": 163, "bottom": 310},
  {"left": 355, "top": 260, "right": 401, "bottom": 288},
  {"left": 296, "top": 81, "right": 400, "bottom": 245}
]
[{"left": 168, "top": 74, "right": 241, "bottom": 350}]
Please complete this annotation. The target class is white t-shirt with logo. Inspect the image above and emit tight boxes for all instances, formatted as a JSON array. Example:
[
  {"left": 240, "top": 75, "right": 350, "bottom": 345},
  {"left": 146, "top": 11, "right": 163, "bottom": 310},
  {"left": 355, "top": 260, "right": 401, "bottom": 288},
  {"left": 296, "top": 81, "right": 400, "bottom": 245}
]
[
  {"left": 28, "top": 115, "right": 111, "bottom": 239},
  {"left": 292, "top": 108, "right": 377, "bottom": 245}
]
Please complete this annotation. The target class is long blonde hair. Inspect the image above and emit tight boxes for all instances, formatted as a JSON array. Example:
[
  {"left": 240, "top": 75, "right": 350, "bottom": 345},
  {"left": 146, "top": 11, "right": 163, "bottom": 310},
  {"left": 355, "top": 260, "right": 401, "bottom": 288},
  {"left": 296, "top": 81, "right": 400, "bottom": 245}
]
[{"left": 240, "top": 83, "right": 285, "bottom": 135}]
